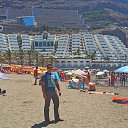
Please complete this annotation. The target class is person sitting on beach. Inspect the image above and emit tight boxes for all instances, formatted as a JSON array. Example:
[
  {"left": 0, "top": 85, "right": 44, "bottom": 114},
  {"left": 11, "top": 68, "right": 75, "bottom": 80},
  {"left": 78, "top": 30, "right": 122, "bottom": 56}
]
[
  {"left": 73, "top": 76, "right": 82, "bottom": 89},
  {"left": 78, "top": 75, "right": 89, "bottom": 91},
  {"left": 88, "top": 82, "right": 96, "bottom": 91}
]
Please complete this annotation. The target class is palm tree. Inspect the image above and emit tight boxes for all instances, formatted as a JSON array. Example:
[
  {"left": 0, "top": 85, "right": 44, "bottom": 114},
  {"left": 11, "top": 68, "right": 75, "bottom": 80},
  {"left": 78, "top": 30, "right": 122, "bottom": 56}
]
[
  {"left": 19, "top": 49, "right": 25, "bottom": 66},
  {"left": 90, "top": 51, "right": 96, "bottom": 60},
  {"left": 76, "top": 48, "right": 81, "bottom": 56},
  {"left": 24, "top": 50, "right": 33, "bottom": 66},
  {"left": 3, "top": 49, "right": 12, "bottom": 65},
  {"left": 38, "top": 53, "right": 45, "bottom": 66},
  {"left": 103, "top": 56, "right": 110, "bottom": 61},
  {"left": 73, "top": 52, "right": 77, "bottom": 56},
  {"left": 84, "top": 50, "right": 96, "bottom": 60},
  {"left": 84, "top": 50, "right": 90, "bottom": 58},
  {"left": 49, "top": 52, "right": 56, "bottom": 66},
  {"left": 125, "top": 55, "right": 127, "bottom": 61},
  {"left": 0, "top": 51, "right": 4, "bottom": 64},
  {"left": 12, "top": 50, "right": 26, "bottom": 65},
  {"left": 49, "top": 56, "right": 55, "bottom": 66},
  {"left": 33, "top": 50, "right": 39, "bottom": 66},
  {"left": 12, "top": 50, "right": 20, "bottom": 64}
]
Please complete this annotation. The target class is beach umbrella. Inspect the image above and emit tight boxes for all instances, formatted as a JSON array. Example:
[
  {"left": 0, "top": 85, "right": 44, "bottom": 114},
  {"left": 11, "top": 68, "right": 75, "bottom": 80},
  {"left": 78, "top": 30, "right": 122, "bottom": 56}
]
[
  {"left": 103, "top": 69, "right": 109, "bottom": 73},
  {"left": 64, "top": 71, "right": 69, "bottom": 74},
  {"left": 121, "top": 68, "right": 128, "bottom": 73},
  {"left": 66, "top": 72, "right": 72, "bottom": 75},
  {"left": 115, "top": 65, "right": 128, "bottom": 73},
  {"left": 72, "top": 69, "right": 86, "bottom": 76},
  {"left": 96, "top": 71, "right": 104, "bottom": 76},
  {"left": 85, "top": 66, "right": 90, "bottom": 69}
]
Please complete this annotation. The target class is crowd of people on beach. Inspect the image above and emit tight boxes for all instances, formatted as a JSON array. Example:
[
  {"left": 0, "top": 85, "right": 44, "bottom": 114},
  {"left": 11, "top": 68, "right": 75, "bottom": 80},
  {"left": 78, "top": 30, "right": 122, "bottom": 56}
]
[
  {"left": 32, "top": 65, "right": 128, "bottom": 91},
  {"left": 1, "top": 63, "right": 128, "bottom": 125},
  {"left": 107, "top": 72, "right": 128, "bottom": 87}
]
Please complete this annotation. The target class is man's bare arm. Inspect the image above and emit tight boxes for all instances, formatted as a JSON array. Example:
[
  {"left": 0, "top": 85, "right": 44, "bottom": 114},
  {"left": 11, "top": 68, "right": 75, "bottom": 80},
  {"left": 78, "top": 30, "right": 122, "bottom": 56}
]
[
  {"left": 41, "top": 80, "right": 47, "bottom": 99},
  {"left": 55, "top": 80, "right": 61, "bottom": 96}
]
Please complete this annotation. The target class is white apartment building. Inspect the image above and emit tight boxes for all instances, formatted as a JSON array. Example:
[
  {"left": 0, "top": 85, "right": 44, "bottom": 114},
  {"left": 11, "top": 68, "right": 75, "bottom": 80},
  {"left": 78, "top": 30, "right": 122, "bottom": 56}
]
[
  {"left": 0, "top": 33, "right": 8, "bottom": 51},
  {"left": 55, "top": 34, "right": 70, "bottom": 58},
  {"left": 94, "top": 34, "right": 128, "bottom": 60},
  {"left": 0, "top": 32, "right": 127, "bottom": 64},
  {"left": 83, "top": 34, "right": 98, "bottom": 54},
  {"left": 34, "top": 34, "right": 55, "bottom": 55},
  {"left": 8, "top": 34, "right": 19, "bottom": 51},
  {"left": 94, "top": 34, "right": 114, "bottom": 59},
  {"left": 21, "top": 34, "right": 33, "bottom": 50},
  {"left": 55, "top": 58, "right": 92, "bottom": 68},
  {"left": 54, "top": 33, "right": 128, "bottom": 68},
  {"left": 71, "top": 34, "right": 81, "bottom": 53}
]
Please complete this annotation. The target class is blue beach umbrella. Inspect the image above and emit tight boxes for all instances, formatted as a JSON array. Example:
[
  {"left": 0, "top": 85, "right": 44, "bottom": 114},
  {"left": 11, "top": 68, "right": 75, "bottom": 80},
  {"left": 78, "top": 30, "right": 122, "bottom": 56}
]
[{"left": 114, "top": 65, "right": 128, "bottom": 73}]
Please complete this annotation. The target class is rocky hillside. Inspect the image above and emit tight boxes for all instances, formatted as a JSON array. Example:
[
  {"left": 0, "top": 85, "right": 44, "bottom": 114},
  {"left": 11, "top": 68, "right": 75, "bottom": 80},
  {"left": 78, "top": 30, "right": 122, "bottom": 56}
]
[
  {"left": 0, "top": 0, "right": 128, "bottom": 13},
  {"left": 0, "top": 0, "right": 128, "bottom": 23}
]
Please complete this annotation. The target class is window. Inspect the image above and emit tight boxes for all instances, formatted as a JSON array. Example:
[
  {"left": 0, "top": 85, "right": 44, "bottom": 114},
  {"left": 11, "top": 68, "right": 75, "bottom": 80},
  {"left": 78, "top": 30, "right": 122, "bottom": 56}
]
[
  {"left": 35, "top": 42, "right": 38, "bottom": 47},
  {"left": 39, "top": 42, "right": 42, "bottom": 47},
  {"left": 43, "top": 42, "right": 46, "bottom": 46}
]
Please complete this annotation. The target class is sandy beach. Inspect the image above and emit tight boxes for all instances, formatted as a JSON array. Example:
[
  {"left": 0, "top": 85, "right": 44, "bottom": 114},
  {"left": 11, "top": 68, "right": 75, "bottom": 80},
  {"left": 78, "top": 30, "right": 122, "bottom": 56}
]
[{"left": 0, "top": 74, "right": 128, "bottom": 128}]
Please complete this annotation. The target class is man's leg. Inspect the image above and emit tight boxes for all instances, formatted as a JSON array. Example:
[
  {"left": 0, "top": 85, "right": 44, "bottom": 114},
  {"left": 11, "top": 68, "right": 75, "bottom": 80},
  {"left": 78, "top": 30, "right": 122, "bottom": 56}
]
[
  {"left": 109, "top": 79, "right": 110, "bottom": 86},
  {"left": 111, "top": 81, "right": 113, "bottom": 86},
  {"left": 52, "top": 92, "right": 60, "bottom": 121},
  {"left": 34, "top": 78, "right": 37, "bottom": 85},
  {"left": 44, "top": 93, "right": 51, "bottom": 122},
  {"left": 121, "top": 80, "right": 123, "bottom": 86},
  {"left": 124, "top": 81, "right": 125, "bottom": 87}
]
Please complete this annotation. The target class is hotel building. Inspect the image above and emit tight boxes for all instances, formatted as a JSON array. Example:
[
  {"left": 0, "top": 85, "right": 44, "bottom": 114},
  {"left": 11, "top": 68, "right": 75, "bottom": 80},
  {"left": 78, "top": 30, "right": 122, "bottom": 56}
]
[
  {"left": 21, "top": 34, "right": 34, "bottom": 50},
  {"left": 0, "top": 33, "right": 8, "bottom": 51},
  {"left": 0, "top": 32, "right": 127, "bottom": 68},
  {"left": 34, "top": 33, "right": 55, "bottom": 55},
  {"left": 8, "top": 34, "right": 19, "bottom": 51}
]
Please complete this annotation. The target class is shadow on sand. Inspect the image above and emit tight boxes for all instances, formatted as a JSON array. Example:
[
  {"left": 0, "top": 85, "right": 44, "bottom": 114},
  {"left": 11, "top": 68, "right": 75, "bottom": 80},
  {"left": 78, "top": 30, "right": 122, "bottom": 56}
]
[{"left": 31, "top": 120, "right": 56, "bottom": 128}]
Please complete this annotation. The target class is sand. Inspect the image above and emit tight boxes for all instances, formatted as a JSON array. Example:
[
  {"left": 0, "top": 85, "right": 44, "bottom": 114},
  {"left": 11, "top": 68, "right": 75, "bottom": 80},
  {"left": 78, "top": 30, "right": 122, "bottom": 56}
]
[{"left": 0, "top": 74, "right": 128, "bottom": 128}]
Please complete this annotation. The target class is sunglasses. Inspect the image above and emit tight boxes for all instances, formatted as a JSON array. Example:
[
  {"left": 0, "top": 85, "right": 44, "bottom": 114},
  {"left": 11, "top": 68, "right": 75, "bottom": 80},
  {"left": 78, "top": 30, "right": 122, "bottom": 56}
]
[{"left": 47, "top": 67, "right": 53, "bottom": 69}]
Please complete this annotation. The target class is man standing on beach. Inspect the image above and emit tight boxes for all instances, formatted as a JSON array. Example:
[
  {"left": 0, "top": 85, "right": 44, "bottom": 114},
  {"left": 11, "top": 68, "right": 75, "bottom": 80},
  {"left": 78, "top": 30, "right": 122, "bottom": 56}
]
[
  {"left": 111, "top": 72, "right": 115, "bottom": 86},
  {"left": 121, "top": 72, "right": 126, "bottom": 87},
  {"left": 40, "top": 64, "right": 64, "bottom": 123},
  {"left": 34, "top": 66, "right": 38, "bottom": 85}
]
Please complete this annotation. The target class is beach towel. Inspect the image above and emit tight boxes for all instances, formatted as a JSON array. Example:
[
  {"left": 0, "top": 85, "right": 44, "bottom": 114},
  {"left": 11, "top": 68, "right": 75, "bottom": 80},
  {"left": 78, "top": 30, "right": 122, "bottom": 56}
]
[
  {"left": 0, "top": 73, "right": 9, "bottom": 80},
  {"left": 112, "top": 97, "right": 128, "bottom": 105},
  {"left": 88, "top": 91, "right": 118, "bottom": 95}
]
